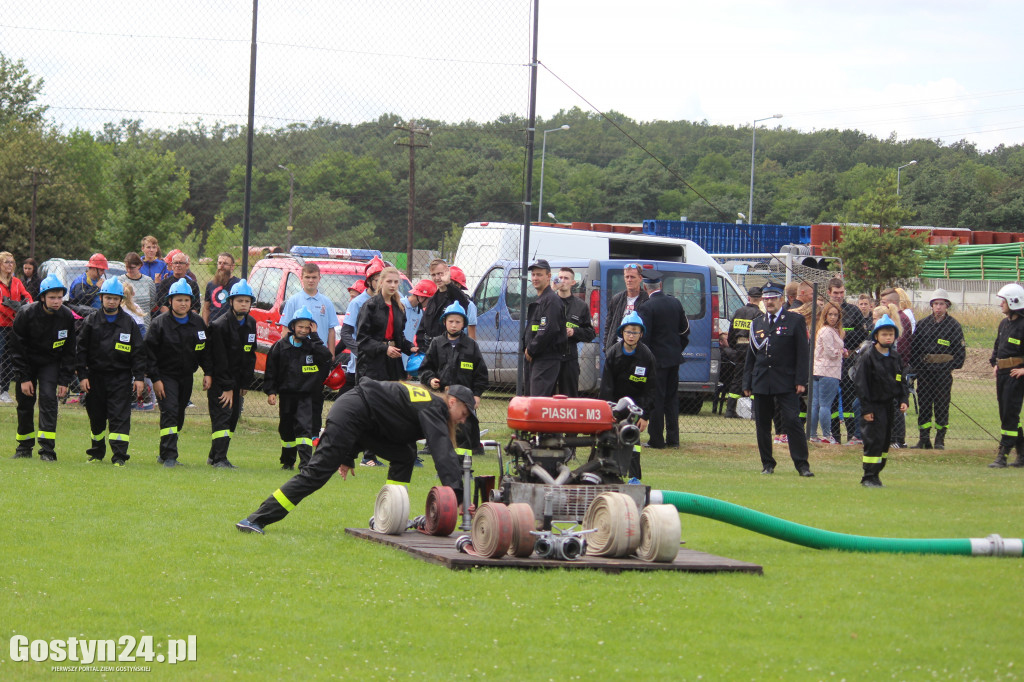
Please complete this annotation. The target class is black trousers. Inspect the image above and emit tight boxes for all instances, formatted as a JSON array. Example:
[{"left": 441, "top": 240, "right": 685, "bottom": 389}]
[
  {"left": 85, "top": 371, "right": 134, "bottom": 462},
  {"left": 996, "top": 372, "right": 1024, "bottom": 449},
  {"left": 525, "top": 354, "right": 560, "bottom": 396},
  {"left": 917, "top": 371, "right": 953, "bottom": 433},
  {"left": 555, "top": 358, "right": 580, "bottom": 397},
  {"left": 157, "top": 376, "right": 192, "bottom": 462},
  {"left": 312, "top": 387, "right": 325, "bottom": 437},
  {"left": 649, "top": 365, "right": 680, "bottom": 447},
  {"left": 278, "top": 392, "right": 314, "bottom": 468},
  {"left": 753, "top": 391, "right": 810, "bottom": 472},
  {"left": 247, "top": 392, "right": 419, "bottom": 528},
  {"left": 15, "top": 363, "right": 60, "bottom": 458},
  {"left": 831, "top": 364, "right": 858, "bottom": 441},
  {"left": 208, "top": 386, "right": 242, "bottom": 463},
  {"left": 861, "top": 401, "right": 893, "bottom": 479}
]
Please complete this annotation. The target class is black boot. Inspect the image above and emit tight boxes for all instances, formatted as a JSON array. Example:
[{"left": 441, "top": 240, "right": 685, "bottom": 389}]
[
  {"left": 933, "top": 430, "right": 946, "bottom": 450},
  {"left": 909, "top": 430, "right": 932, "bottom": 449},
  {"left": 1012, "top": 439, "right": 1024, "bottom": 468},
  {"left": 989, "top": 445, "right": 1010, "bottom": 469},
  {"left": 723, "top": 398, "right": 739, "bottom": 419}
]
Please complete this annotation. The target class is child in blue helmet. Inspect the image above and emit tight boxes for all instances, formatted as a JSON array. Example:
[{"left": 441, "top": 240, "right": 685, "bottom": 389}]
[
  {"left": 264, "top": 306, "right": 332, "bottom": 470},
  {"left": 599, "top": 311, "right": 656, "bottom": 480},
  {"left": 853, "top": 314, "right": 909, "bottom": 487},
  {"left": 419, "top": 301, "right": 487, "bottom": 402}
]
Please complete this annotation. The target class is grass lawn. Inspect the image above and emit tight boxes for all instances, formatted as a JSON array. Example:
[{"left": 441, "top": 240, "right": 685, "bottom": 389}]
[{"left": 1, "top": 404, "right": 1022, "bottom": 680}]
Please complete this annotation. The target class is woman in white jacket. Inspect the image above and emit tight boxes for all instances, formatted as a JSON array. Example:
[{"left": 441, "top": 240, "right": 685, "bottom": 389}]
[{"left": 810, "top": 302, "right": 846, "bottom": 444}]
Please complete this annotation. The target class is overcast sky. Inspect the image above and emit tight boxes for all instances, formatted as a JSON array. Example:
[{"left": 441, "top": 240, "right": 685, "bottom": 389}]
[{"left": 4, "top": 1, "right": 1022, "bottom": 151}]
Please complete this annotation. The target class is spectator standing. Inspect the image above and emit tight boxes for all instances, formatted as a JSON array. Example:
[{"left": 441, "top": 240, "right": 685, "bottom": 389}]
[
  {"left": 554, "top": 267, "right": 596, "bottom": 397},
  {"left": 20, "top": 258, "right": 42, "bottom": 300},
  {"left": 339, "top": 257, "right": 384, "bottom": 379},
  {"left": 156, "top": 253, "right": 201, "bottom": 315},
  {"left": 603, "top": 263, "right": 648, "bottom": 350},
  {"left": 599, "top": 311, "right": 656, "bottom": 480},
  {"left": 809, "top": 302, "right": 845, "bottom": 444},
  {"left": 120, "top": 280, "right": 155, "bottom": 411},
  {"left": 447, "top": 265, "right": 477, "bottom": 340},
  {"left": 119, "top": 252, "right": 157, "bottom": 327},
  {"left": 1, "top": 251, "right": 33, "bottom": 403},
  {"left": 522, "top": 259, "right": 566, "bottom": 397},
  {"left": 417, "top": 259, "right": 471, "bottom": 351},
  {"left": 140, "top": 236, "right": 170, "bottom": 283},
  {"left": 828, "top": 278, "right": 869, "bottom": 445},
  {"left": 637, "top": 271, "right": 690, "bottom": 449},
  {"left": 69, "top": 253, "right": 108, "bottom": 310},
  {"left": 206, "top": 280, "right": 257, "bottom": 469},
  {"left": 356, "top": 267, "right": 417, "bottom": 382},
  {"left": 909, "top": 289, "right": 965, "bottom": 451},
  {"left": 203, "top": 252, "right": 240, "bottom": 324},
  {"left": 401, "top": 279, "right": 437, "bottom": 371}
]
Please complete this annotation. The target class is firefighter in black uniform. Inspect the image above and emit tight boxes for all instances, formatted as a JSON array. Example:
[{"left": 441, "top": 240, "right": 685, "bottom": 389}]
[
  {"left": 742, "top": 284, "right": 813, "bottom": 476},
  {"left": 600, "top": 311, "right": 656, "bottom": 479},
  {"left": 722, "top": 286, "right": 762, "bottom": 418},
  {"left": 554, "top": 266, "right": 596, "bottom": 397},
  {"left": 523, "top": 259, "right": 566, "bottom": 396},
  {"left": 989, "top": 284, "right": 1024, "bottom": 468},
  {"left": 10, "top": 274, "right": 77, "bottom": 460},
  {"left": 76, "top": 278, "right": 146, "bottom": 466},
  {"left": 420, "top": 302, "right": 488, "bottom": 401},
  {"left": 828, "top": 278, "right": 870, "bottom": 444},
  {"left": 145, "top": 278, "right": 212, "bottom": 467},
  {"left": 909, "top": 288, "right": 965, "bottom": 450},
  {"left": 854, "top": 314, "right": 909, "bottom": 487},
  {"left": 264, "top": 306, "right": 333, "bottom": 471},
  {"left": 637, "top": 271, "right": 690, "bottom": 449},
  {"left": 206, "top": 279, "right": 257, "bottom": 468},
  {"left": 236, "top": 380, "right": 477, "bottom": 534}
]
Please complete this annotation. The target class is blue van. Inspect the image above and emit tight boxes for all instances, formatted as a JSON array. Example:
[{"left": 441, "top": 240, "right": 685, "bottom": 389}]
[{"left": 471, "top": 258, "right": 721, "bottom": 413}]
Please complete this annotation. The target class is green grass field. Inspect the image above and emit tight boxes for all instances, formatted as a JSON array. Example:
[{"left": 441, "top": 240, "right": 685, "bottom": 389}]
[{"left": 1, "top": 405, "right": 1022, "bottom": 681}]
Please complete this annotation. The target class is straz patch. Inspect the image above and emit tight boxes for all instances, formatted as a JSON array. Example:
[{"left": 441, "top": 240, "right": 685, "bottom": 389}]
[
  {"left": 896, "top": 373, "right": 902, "bottom": 382},
  {"left": 1010, "top": 337, "right": 1020, "bottom": 346},
  {"left": 301, "top": 365, "right": 319, "bottom": 373},
  {"left": 52, "top": 339, "right": 65, "bottom": 349},
  {"left": 629, "top": 374, "right": 647, "bottom": 383},
  {"left": 460, "top": 361, "right": 473, "bottom": 370},
  {"left": 115, "top": 342, "right": 131, "bottom": 352},
  {"left": 403, "top": 383, "right": 431, "bottom": 402},
  {"left": 243, "top": 345, "right": 253, "bottom": 352},
  {"left": 194, "top": 343, "right": 205, "bottom": 351},
  {"left": 733, "top": 318, "right": 751, "bottom": 331}
]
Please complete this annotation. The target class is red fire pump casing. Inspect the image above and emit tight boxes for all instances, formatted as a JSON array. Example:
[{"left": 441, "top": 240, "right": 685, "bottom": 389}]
[{"left": 507, "top": 395, "right": 616, "bottom": 434}]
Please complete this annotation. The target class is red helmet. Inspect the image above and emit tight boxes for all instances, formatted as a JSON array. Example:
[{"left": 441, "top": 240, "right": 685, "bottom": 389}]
[
  {"left": 408, "top": 279, "right": 437, "bottom": 299},
  {"left": 324, "top": 363, "right": 347, "bottom": 391},
  {"left": 364, "top": 256, "right": 385, "bottom": 282},
  {"left": 87, "top": 253, "right": 109, "bottom": 270},
  {"left": 348, "top": 279, "right": 366, "bottom": 295},
  {"left": 164, "top": 249, "right": 183, "bottom": 265},
  {"left": 448, "top": 266, "right": 468, "bottom": 289}
]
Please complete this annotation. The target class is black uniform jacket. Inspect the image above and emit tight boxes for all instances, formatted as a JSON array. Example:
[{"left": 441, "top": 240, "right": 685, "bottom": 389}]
[
  {"left": 416, "top": 286, "right": 470, "bottom": 351},
  {"left": 344, "top": 378, "right": 465, "bottom": 489},
  {"left": 743, "top": 309, "right": 808, "bottom": 395},
  {"left": 637, "top": 290, "right": 690, "bottom": 368},
  {"left": 841, "top": 301, "right": 870, "bottom": 352},
  {"left": 728, "top": 303, "right": 761, "bottom": 348},
  {"left": 10, "top": 302, "right": 77, "bottom": 385},
  {"left": 207, "top": 312, "right": 257, "bottom": 393},
  {"left": 76, "top": 308, "right": 145, "bottom": 381},
  {"left": 524, "top": 286, "right": 566, "bottom": 360},
  {"left": 145, "top": 311, "right": 212, "bottom": 382},
  {"left": 420, "top": 334, "right": 488, "bottom": 397},
  {"left": 910, "top": 314, "right": 965, "bottom": 374},
  {"left": 561, "top": 294, "right": 596, "bottom": 361},
  {"left": 990, "top": 314, "right": 1024, "bottom": 374},
  {"left": 264, "top": 332, "right": 332, "bottom": 395},
  {"left": 155, "top": 275, "right": 202, "bottom": 314},
  {"left": 604, "top": 288, "right": 649, "bottom": 350},
  {"left": 357, "top": 294, "right": 416, "bottom": 380},
  {"left": 854, "top": 345, "right": 909, "bottom": 414},
  {"left": 599, "top": 341, "right": 657, "bottom": 420}
]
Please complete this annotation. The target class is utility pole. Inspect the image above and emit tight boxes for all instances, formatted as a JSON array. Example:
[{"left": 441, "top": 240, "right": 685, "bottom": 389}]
[
  {"left": 394, "top": 119, "right": 430, "bottom": 279},
  {"left": 23, "top": 167, "right": 51, "bottom": 260}
]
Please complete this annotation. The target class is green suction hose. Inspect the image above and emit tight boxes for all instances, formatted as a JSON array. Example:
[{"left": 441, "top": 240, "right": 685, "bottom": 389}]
[{"left": 651, "top": 490, "right": 1022, "bottom": 557}]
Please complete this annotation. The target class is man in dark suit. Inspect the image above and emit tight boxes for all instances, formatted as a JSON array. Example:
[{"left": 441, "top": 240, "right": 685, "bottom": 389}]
[
  {"left": 637, "top": 271, "right": 690, "bottom": 448},
  {"left": 742, "top": 284, "right": 814, "bottom": 476}
]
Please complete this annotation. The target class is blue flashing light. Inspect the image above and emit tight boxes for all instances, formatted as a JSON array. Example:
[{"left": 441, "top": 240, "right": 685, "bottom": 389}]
[{"left": 289, "top": 246, "right": 382, "bottom": 261}]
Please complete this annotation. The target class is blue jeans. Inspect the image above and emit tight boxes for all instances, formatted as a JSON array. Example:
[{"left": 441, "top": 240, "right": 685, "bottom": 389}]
[{"left": 811, "top": 376, "right": 840, "bottom": 438}]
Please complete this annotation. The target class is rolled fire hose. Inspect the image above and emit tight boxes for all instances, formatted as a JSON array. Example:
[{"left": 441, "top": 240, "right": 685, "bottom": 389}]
[
  {"left": 420, "top": 486, "right": 459, "bottom": 537},
  {"left": 637, "top": 504, "right": 682, "bottom": 563},
  {"left": 507, "top": 503, "right": 538, "bottom": 557},
  {"left": 652, "top": 490, "right": 1024, "bottom": 557},
  {"left": 583, "top": 492, "right": 641, "bottom": 557},
  {"left": 372, "top": 484, "right": 410, "bottom": 535},
  {"left": 456, "top": 502, "right": 514, "bottom": 558}
]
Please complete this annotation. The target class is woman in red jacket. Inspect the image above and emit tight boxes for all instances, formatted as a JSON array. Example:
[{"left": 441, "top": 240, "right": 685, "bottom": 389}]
[{"left": 0, "top": 251, "right": 33, "bottom": 403}]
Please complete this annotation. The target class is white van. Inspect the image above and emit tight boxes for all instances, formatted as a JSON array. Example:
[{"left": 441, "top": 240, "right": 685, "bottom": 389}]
[{"left": 453, "top": 221, "right": 749, "bottom": 322}]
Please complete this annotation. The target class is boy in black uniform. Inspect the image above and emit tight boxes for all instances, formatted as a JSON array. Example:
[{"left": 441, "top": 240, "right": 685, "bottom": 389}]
[
  {"left": 10, "top": 274, "right": 77, "bottom": 460},
  {"left": 722, "top": 287, "right": 762, "bottom": 418},
  {"left": 76, "top": 278, "right": 146, "bottom": 466},
  {"left": 523, "top": 259, "right": 566, "bottom": 396},
  {"left": 264, "top": 306, "right": 332, "bottom": 471},
  {"left": 554, "top": 267, "right": 596, "bottom": 397},
  {"left": 854, "top": 315, "right": 909, "bottom": 487},
  {"left": 237, "top": 380, "right": 477, "bottom": 534},
  {"left": 206, "top": 279, "right": 257, "bottom": 469},
  {"left": 145, "top": 278, "right": 212, "bottom": 467},
  {"left": 599, "top": 311, "right": 656, "bottom": 480},
  {"left": 988, "top": 284, "right": 1024, "bottom": 468}
]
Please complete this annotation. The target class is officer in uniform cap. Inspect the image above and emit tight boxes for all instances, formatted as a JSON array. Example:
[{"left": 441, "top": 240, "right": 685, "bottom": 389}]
[
  {"left": 721, "top": 286, "right": 764, "bottom": 418},
  {"left": 523, "top": 259, "right": 566, "bottom": 396},
  {"left": 637, "top": 270, "right": 689, "bottom": 448}
]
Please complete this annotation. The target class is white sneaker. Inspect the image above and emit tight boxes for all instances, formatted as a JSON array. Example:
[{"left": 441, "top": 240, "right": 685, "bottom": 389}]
[{"left": 0, "top": 392, "right": 13, "bottom": 404}]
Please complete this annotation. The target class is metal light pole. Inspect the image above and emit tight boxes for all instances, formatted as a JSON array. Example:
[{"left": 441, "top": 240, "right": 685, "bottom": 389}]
[
  {"left": 748, "top": 114, "right": 783, "bottom": 224},
  {"left": 897, "top": 160, "right": 917, "bottom": 197},
  {"left": 537, "top": 124, "right": 569, "bottom": 222},
  {"left": 277, "top": 164, "right": 294, "bottom": 251}
]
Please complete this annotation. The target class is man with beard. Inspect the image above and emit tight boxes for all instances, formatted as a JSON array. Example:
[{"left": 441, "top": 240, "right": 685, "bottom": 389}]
[{"left": 203, "top": 252, "right": 240, "bottom": 324}]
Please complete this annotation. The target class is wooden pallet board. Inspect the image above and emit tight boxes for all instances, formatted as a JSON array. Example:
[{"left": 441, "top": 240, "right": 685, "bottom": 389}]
[{"left": 345, "top": 528, "right": 763, "bottom": 574}]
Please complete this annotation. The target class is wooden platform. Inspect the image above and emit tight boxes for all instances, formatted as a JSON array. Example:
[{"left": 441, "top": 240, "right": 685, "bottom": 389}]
[{"left": 345, "top": 528, "right": 763, "bottom": 574}]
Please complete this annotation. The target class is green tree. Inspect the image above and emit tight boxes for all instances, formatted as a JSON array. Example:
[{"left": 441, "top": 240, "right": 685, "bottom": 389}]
[{"left": 0, "top": 53, "right": 47, "bottom": 129}]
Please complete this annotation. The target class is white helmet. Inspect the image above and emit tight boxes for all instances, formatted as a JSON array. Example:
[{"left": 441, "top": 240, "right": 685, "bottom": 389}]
[{"left": 997, "top": 283, "right": 1024, "bottom": 311}]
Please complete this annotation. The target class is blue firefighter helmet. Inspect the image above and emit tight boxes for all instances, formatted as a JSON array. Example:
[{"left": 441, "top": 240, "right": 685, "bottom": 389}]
[
  {"left": 99, "top": 277, "right": 125, "bottom": 298},
  {"left": 288, "top": 306, "right": 316, "bottom": 331},
  {"left": 166, "top": 278, "right": 195, "bottom": 302},
  {"left": 871, "top": 313, "right": 900, "bottom": 340},
  {"left": 228, "top": 279, "right": 255, "bottom": 301},
  {"left": 406, "top": 352, "right": 426, "bottom": 375},
  {"left": 439, "top": 301, "right": 468, "bottom": 325},
  {"left": 616, "top": 310, "right": 645, "bottom": 338},
  {"left": 38, "top": 273, "right": 67, "bottom": 297}
]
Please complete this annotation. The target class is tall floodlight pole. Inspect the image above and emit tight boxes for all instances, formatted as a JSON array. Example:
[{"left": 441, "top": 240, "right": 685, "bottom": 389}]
[
  {"left": 897, "top": 160, "right": 917, "bottom": 197},
  {"left": 277, "top": 164, "right": 294, "bottom": 251},
  {"left": 748, "top": 113, "right": 783, "bottom": 224},
  {"left": 537, "top": 124, "right": 569, "bottom": 222}
]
